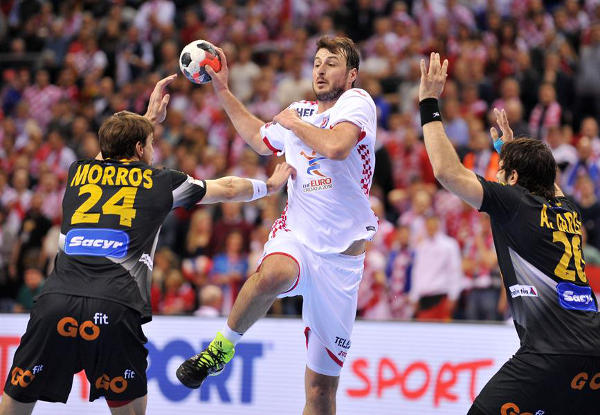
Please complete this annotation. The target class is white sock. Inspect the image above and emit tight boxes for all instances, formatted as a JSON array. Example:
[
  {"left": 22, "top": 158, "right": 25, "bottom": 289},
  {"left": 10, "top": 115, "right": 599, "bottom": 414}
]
[{"left": 220, "top": 324, "right": 243, "bottom": 346}]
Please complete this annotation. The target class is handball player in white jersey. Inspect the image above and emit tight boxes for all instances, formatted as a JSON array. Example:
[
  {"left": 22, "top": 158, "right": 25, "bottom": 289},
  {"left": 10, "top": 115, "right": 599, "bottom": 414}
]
[{"left": 177, "top": 36, "right": 377, "bottom": 414}]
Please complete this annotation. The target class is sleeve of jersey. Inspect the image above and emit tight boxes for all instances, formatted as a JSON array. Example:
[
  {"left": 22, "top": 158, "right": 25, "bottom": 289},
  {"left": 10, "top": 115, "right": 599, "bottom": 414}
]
[
  {"left": 170, "top": 170, "right": 207, "bottom": 209},
  {"left": 328, "top": 90, "right": 376, "bottom": 144},
  {"left": 477, "top": 175, "right": 522, "bottom": 223},
  {"left": 259, "top": 121, "right": 286, "bottom": 156}
]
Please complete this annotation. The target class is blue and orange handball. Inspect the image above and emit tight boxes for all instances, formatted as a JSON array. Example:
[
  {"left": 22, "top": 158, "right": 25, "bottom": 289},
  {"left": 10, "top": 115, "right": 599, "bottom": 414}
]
[{"left": 179, "top": 40, "right": 222, "bottom": 84}]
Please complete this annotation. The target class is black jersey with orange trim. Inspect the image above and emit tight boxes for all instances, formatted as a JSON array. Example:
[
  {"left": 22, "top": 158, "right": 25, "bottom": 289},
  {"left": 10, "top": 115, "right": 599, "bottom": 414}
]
[
  {"left": 40, "top": 159, "right": 206, "bottom": 323},
  {"left": 477, "top": 176, "right": 600, "bottom": 355}
]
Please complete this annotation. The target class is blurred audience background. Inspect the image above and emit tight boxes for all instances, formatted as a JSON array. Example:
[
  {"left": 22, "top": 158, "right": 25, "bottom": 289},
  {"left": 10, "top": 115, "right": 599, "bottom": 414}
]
[{"left": 1, "top": 0, "right": 600, "bottom": 321}]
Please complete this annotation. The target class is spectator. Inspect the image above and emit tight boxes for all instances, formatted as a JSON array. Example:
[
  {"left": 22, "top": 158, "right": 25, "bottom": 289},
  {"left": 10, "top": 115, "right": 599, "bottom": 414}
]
[
  {"left": 574, "top": 175, "right": 600, "bottom": 250},
  {"left": 443, "top": 97, "right": 469, "bottom": 148},
  {"left": 357, "top": 243, "right": 390, "bottom": 320},
  {"left": 546, "top": 125, "right": 577, "bottom": 172},
  {"left": 229, "top": 47, "right": 261, "bottom": 104},
  {"left": 462, "top": 129, "right": 499, "bottom": 181},
  {"left": 14, "top": 267, "right": 45, "bottom": 312},
  {"left": 210, "top": 202, "right": 252, "bottom": 255},
  {"left": 502, "top": 98, "right": 530, "bottom": 138},
  {"left": 563, "top": 136, "right": 600, "bottom": 196},
  {"left": 194, "top": 285, "right": 223, "bottom": 317},
  {"left": 575, "top": 23, "right": 600, "bottom": 122},
  {"left": 160, "top": 269, "right": 196, "bottom": 315},
  {"left": 209, "top": 231, "right": 248, "bottom": 314},
  {"left": 578, "top": 116, "right": 600, "bottom": 160},
  {"left": 410, "top": 215, "right": 463, "bottom": 321},
  {"left": 529, "top": 82, "right": 561, "bottom": 140},
  {"left": 23, "top": 69, "right": 63, "bottom": 130},
  {"left": 463, "top": 215, "right": 501, "bottom": 321},
  {"left": 386, "top": 224, "right": 414, "bottom": 320}
]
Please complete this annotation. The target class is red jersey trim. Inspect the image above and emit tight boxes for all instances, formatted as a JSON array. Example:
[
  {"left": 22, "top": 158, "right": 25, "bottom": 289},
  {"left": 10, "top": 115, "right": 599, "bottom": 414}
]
[{"left": 262, "top": 136, "right": 281, "bottom": 155}]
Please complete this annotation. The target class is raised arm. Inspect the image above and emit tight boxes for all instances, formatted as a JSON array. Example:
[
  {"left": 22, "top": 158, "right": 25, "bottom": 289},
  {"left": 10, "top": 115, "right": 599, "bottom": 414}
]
[
  {"left": 204, "top": 47, "right": 271, "bottom": 155},
  {"left": 419, "top": 53, "right": 484, "bottom": 209},
  {"left": 200, "top": 162, "right": 295, "bottom": 204}
]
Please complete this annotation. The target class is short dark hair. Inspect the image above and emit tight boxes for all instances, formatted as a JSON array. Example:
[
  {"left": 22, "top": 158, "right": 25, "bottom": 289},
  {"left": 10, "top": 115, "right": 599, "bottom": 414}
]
[
  {"left": 316, "top": 36, "right": 360, "bottom": 71},
  {"left": 98, "top": 111, "right": 153, "bottom": 159},
  {"left": 500, "top": 138, "right": 557, "bottom": 200}
]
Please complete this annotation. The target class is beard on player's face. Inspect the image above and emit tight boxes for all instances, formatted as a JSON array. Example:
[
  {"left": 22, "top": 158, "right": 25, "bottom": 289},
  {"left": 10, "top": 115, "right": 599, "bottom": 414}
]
[{"left": 313, "top": 74, "right": 348, "bottom": 102}]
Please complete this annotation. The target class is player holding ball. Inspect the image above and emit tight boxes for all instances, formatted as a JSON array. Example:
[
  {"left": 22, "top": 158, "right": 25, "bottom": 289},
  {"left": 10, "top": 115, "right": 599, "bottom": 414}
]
[{"left": 177, "top": 36, "right": 378, "bottom": 415}]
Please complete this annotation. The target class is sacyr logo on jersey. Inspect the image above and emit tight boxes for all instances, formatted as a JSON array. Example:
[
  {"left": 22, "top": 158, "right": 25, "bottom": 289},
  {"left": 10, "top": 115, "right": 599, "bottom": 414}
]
[
  {"left": 65, "top": 228, "right": 129, "bottom": 258},
  {"left": 509, "top": 284, "right": 538, "bottom": 298},
  {"left": 556, "top": 282, "right": 597, "bottom": 312}
]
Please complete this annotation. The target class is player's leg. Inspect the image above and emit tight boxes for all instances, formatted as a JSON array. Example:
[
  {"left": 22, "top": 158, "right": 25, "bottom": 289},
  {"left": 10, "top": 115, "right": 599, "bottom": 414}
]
[
  {"left": 107, "top": 395, "right": 147, "bottom": 415},
  {"left": 303, "top": 368, "right": 339, "bottom": 415},
  {"left": 302, "top": 328, "right": 343, "bottom": 415},
  {"left": 177, "top": 251, "right": 300, "bottom": 388},
  {"left": 0, "top": 394, "right": 36, "bottom": 415},
  {"left": 3, "top": 294, "right": 80, "bottom": 410},
  {"left": 228, "top": 253, "right": 299, "bottom": 333},
  {"left": 83, "top": 298, "right": 148, "bottom": 411}
]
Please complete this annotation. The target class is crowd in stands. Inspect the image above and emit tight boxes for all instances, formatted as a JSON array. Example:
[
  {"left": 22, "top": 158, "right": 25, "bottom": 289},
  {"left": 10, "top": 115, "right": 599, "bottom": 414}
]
[{"left": 1, "top": 0, "right": 600, "bottom": 322}]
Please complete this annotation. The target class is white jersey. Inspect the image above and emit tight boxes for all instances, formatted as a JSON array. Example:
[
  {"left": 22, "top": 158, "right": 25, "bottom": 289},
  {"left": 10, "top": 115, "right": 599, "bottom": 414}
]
[{"left": 259, "top": 88, "right": 379, "bottom": 254}]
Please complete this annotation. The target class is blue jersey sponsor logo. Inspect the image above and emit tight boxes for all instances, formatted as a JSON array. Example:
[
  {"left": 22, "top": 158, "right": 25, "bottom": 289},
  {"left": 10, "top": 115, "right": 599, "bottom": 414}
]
[
  {"left": 556, "top": 282, "right": 597, "bottom": 312},
  {"left": 65, "top": 228, "right": 129, "bottom": 258}
]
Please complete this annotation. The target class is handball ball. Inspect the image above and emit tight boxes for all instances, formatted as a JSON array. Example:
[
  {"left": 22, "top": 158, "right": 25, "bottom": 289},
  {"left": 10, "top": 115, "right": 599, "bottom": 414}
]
[{"left": 179, "top": 40, "right": 221, "bottom": 84}]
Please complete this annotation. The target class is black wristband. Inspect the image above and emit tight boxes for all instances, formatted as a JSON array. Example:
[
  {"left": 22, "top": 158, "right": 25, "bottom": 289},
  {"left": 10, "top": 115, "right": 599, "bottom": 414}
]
[{"left": 419, "top": 98, "right": 442, "bottom": 126}]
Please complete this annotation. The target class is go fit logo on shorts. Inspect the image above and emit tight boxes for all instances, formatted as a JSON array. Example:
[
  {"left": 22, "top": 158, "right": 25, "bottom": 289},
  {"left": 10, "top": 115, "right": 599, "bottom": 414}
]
[
  {"left": 95, "top": 374, "right": 128, "bottom": 393},
  {"left": 501, "top": 402, "right": 545, "bottom": 415},
  {"left": 10, "top": 365, "right": 43, "bottom": 388},
  {"left": 57, "top": 316, "right": 102, "bottom": 341}
]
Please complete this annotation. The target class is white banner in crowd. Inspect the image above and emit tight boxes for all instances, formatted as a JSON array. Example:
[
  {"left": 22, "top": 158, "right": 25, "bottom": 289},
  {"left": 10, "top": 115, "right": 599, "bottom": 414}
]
[{"left": 0, "top": 314, "right": 520, "bottom": 414}]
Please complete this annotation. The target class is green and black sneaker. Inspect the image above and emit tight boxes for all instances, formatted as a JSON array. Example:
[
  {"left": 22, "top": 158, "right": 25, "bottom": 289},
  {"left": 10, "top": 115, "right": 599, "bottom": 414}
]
[{"left": 176, "top": 332, "right": 235, "bottom": 389}]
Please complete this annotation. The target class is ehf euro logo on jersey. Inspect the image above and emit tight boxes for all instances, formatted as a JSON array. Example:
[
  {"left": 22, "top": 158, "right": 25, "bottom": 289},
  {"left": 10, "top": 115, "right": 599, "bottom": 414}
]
[
  {"left": 300, "top": 150, "right": 327, "bottom": 177},
  {"left": 319, "top": 115, "right": 330, "bottom": 129},
  {"left": 300, "top": 150, "right": 333, "bottom": 193},
  {"left": 556, "top": 282, "right": 597, "bottom": 312},
  {"left": 65, "top": 228, "right": 129, "bottom": 258}
]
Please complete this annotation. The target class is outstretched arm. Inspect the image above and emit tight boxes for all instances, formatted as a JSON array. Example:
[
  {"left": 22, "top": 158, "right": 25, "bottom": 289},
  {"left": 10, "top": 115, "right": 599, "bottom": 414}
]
[
  {"left": 201, "top": 162, "right": 295, "bottom": 204},
  {"left": 420, "top": 53, "right": 484, "bottom": 209},
  {"left": 205, "top": 47, "right": 271, "bottom": 155}
]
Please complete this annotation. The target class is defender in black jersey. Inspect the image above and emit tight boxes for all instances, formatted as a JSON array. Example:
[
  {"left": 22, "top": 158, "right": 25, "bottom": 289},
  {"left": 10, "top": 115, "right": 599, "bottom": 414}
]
[
  {"left": 0, "top": 75, "right": 294, "bottom": 415},
  {"left": 419, "top": 54, "right": 600, "bottom": 415}
]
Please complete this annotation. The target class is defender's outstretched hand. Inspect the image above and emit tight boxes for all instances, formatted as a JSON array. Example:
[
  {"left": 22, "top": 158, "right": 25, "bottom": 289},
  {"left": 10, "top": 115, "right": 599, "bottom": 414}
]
[
  {"left": 266, "top": 162, "right": 296, "bottom": 195},
  {"left": 205, "top": 46, "right": 229, "bottom": 93},
  {"left": 419, "top": 52, "right": 448, "bottom": 101},
  {"left": 490, "top": 108, "right": 514, "bottom": 144},
  {"left": 144, "top": 73, "right": 177, "bottom": 124}
]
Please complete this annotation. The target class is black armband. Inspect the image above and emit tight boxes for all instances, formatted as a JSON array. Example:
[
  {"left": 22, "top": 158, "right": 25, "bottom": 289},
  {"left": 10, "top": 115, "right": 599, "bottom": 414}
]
[{"left": 419, "top": 98, "right": 442, "bottom": 126}]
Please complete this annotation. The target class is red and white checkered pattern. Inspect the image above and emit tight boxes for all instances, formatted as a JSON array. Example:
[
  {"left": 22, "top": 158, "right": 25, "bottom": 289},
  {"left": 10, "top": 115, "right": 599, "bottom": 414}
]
[
  {"left": 270, "top": 202, "right": 289, "bottom": 239},
  {"left": 357, "top": 144, "right": 372, "bottom": 196}
]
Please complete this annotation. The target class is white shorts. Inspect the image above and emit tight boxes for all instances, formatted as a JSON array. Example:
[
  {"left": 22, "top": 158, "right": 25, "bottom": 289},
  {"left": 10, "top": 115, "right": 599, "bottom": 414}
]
[{"left": 257, "top": 231, "right": 365, "bottom": 376}]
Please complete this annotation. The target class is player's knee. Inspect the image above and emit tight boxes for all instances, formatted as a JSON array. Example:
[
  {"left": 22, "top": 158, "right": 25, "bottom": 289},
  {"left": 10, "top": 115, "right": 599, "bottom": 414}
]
[
  {"left": 254, "top": 267, "right": 296, "bottom": 294},
  {"left": 255, "top": 256, "right": 299, "bottom": 294}
]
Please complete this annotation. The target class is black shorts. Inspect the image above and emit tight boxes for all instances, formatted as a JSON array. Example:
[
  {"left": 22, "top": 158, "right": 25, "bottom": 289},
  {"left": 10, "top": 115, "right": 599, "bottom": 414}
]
[
  {"left": 470, "top": 352, "right": 600, "bottom": 415},
  {"left": 4, "top": 293, "right": 148, "bottom": 404}
]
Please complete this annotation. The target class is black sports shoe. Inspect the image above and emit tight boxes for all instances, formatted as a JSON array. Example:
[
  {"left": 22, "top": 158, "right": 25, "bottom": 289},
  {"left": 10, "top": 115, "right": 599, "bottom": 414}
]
[{"left": 176, "top": 333, "right": 235, "bottom": 389}]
